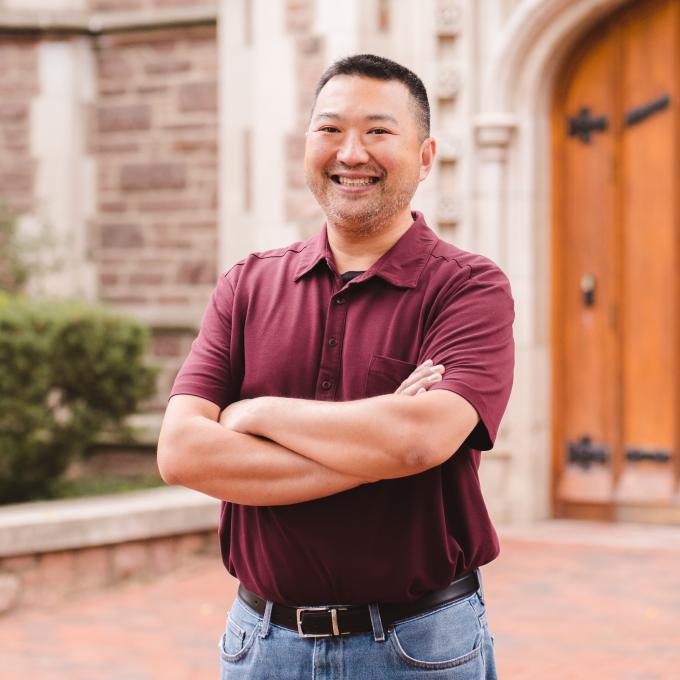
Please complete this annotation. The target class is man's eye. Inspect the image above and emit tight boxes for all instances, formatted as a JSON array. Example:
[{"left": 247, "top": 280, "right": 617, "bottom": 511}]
[
  {"left": 319, "top": 126, "right": 340, "bottom": 133},
  {"left": 369, "top": 128, "right": 390, "bottom": 135}
]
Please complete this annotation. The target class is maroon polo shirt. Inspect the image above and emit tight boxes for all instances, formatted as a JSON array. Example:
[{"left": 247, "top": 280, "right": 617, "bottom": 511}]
[{"left": 169, "top": 211, "right": 515, "bottom": 606}]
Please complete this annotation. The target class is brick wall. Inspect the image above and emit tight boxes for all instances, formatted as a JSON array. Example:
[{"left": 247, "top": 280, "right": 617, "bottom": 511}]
[
  {"left": 0, "top": 36, "right": 39, "bottom": 215},
  {"left": 93, "top": 23, "right": 218, "bottom": 309}
]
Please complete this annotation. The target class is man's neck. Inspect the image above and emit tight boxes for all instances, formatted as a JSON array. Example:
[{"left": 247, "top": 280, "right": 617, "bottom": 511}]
[{"left": 326, "top": 209, "right": 415, "bottom": 275}]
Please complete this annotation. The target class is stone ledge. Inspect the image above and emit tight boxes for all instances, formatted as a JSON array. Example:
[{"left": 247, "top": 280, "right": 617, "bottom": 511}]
[
  {"left": 104, "top": 303, "right": 203, "bottom": 331},
  {"left": 0, "top": 5, "right": 218, "bottom": 34},
  {"left": 123, "top": 412, "right": 164, "bottom": 446},
  {"left": 0, "top": 486, "right": 219, "bottom": 558},
  {"left": 497, "top": 519, "right": 680, "bottom": 552}
]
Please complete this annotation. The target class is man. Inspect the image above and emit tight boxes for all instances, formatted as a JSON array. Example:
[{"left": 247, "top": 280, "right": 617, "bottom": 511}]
[{"left": 157, "top": 54, "right": 514, "bottom": 679}]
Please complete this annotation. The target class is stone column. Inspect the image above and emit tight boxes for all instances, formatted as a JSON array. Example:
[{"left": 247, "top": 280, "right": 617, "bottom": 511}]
[
  {"left": 218, "top": 0, "right": 298, "bottom": 271},
  {"left": 472, "top": 113, "right": 517, "bottom": 267},
  {"left": 23, "top": 36, "right": 97, "bottom": 300},
  {"left": 314, "top": 0, "right": 366, "bottom": 58},
  {"left": 473, "top": 112, "right": 534, "bottom": 524}
]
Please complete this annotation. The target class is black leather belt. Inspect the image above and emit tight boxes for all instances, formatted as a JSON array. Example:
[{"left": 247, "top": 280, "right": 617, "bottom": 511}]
[{"left": 237, "top": 570, "right": 480, "bottom": 638}]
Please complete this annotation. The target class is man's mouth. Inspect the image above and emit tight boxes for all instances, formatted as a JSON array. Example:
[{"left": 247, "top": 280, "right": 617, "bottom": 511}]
[{"left": 330, "top": 175, "right": 380, "bottom": 186}]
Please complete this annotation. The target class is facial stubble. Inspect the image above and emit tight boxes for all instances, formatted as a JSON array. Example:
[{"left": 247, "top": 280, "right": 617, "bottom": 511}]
[{"left": 305, "top": 169, "right": 419, "bottom": 238}]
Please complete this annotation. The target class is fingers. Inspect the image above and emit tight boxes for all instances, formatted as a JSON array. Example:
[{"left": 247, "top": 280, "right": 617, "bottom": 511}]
[
  {"left": 395, "top": 360, "right": 445, "bottom": 396},
  {"left": 400, "top": 370, "right": 443, "bottom": 395}
]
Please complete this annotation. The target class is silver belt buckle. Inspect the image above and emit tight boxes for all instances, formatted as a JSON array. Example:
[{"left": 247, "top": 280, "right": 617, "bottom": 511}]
[{"left": 296, "top": 606, "right": 348, "bottom": 638}]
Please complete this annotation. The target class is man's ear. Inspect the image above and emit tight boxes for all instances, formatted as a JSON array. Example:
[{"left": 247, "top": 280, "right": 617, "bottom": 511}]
[{"left": 419, "top": 137, "right": 437, "bottom": 182}]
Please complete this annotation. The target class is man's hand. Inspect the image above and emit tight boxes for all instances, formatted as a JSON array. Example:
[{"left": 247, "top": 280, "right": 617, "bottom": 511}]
[
  {"left": 219, "top": 360, "right": 443, "bottom": 432},
  {"left": 395, "top": 359, "right": 444, "bottom": 396}
]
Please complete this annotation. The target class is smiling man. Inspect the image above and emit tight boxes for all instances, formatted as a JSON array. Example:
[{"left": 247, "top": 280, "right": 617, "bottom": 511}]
[{"left": 157, "top": 54, "right": 514, "bottom": 679}]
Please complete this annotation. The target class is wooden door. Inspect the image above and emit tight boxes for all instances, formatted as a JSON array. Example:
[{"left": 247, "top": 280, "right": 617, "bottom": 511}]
[{"left": 552, "top": 0, "right": 680, "bottom": 522}]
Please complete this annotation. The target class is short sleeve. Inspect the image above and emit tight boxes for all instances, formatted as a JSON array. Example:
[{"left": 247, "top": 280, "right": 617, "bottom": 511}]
[
  {"left": 419, "top": 262, "right": 515, "bottom": 451},
  {"left": 168, "top": 269, "right": 239, "bottom": 409}
]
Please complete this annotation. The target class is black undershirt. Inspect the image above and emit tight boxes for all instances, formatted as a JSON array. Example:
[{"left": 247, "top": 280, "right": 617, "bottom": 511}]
[{"left": 340, "top": 270, "right": 365, "bottom": 283}]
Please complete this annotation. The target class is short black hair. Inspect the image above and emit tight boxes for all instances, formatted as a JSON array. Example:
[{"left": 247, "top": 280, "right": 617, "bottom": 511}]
[{"left": 313, "top": 54, "right": 430, "bottom": 139}]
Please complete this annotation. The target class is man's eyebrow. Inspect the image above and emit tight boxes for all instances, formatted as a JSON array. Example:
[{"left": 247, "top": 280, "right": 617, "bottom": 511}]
[{"left": 313, "top": 112, "right": 400, "bottom": 125}]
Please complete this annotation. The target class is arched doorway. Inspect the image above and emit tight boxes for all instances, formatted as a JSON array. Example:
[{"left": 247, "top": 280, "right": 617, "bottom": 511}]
[{"left": 552, "top": 0, "right": 680, "bottom": 522}]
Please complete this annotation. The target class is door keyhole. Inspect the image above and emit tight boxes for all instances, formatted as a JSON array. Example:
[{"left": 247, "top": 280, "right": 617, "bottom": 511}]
[{"left": 580, "top": 274, "right": 596, "bottom": 306}]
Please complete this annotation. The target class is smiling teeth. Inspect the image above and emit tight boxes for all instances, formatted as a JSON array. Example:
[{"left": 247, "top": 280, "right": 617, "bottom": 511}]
[{"left": 338, "top": 177, "right": 374, "bottom": 186}]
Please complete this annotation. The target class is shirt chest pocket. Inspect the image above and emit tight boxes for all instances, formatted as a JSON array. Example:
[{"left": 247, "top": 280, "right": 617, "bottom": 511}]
[{"left": 364, "top": 354, "right": 417, "bottom": 398}]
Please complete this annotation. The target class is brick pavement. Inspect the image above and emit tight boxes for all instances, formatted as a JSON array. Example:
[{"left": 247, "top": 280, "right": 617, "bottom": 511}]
[{"left": 0, "top": 520, "right": 678, "bottom": 679}]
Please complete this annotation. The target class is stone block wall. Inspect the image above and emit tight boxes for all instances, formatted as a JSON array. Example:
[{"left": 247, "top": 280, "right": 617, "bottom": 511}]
[
  {"left": 0, "top": 36, "right": 39, "bottom": 215},
  {"left": 0, "top": 5, "right": 220, "bottom": 419},
  {"left": 147, "top": 327, "right": 198, "bottom": 414},
  {"left": 90, "top": 0, "right": 215, "bottom": 10},
  {"left": 0, "top": 530, "right": 218, "bottom": 613},
  {"left": 93, "top": 23, "right": 219, "bottom": 309}
]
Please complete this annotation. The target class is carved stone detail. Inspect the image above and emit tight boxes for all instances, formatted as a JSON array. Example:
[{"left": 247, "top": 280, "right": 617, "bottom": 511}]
[
  {"left": 437, "top": 196, "right": 461, "bottom": 224},
  {"left": 437, "top": 66, "right": 461, "bottom": 99},
  {"left": 435, "top": 1, "right": 462, "bottom": 37},
  {"left": 437, "top": 135, "right": 461, "bottom": 162}
]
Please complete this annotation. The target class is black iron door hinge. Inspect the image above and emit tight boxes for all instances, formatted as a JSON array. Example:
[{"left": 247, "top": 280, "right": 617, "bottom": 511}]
[
  {"left": 625, "top": 448, "right": 671, "bottom": 463},
  {"left": 567, "top": 436, "right": 609, "bottom": 468},
  {"left": 625, "top": 94, "right": 670, "bottom": 127},
  {"left": 568, "top": 107, "right": 608, "bottom": 144}
]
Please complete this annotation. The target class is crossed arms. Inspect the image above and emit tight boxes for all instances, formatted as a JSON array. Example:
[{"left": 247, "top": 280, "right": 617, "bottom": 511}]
[{"left": 157, "top": 361, "right": 479, "bottom": 506}]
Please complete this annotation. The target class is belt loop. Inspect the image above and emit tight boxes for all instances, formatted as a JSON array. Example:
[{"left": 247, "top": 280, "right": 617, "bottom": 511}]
[
  {"left": 368, "top": 603, "right": 385, "bottom": 642},
  {"left": 259, "top": 600, "right": 273, "bottom": 638},
  {"left": 476, "top": 568, "right": 485, "bottom": 606}
]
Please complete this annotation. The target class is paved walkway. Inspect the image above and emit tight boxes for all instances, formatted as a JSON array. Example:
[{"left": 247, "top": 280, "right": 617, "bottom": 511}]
[{"left": 1, "top": 520, "right": 679, "bottom": 679}]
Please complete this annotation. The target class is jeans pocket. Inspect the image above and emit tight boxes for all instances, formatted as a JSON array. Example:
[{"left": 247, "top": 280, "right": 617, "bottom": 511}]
[
  {"left": 219, "top": 598, "right": 261, "bottom": 664},
  {"left": 221, "top": 615, "right": 246, "bottom": 656},
  {"left": 389, "top": 595, "right": 484, "bottom": 672}
]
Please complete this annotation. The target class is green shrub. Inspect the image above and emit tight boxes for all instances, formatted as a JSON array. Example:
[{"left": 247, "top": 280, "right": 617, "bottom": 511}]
[
  {"left": 0, "top": 295, "right": 158, "bottom": 503},
  {"left": 0, "top": 202, "right": 29, "bottom": 294}
]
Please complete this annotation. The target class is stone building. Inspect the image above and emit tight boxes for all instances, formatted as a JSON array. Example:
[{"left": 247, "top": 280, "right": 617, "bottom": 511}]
[{"left": 1, "top": 0, "right": 677, "bottom": 526}]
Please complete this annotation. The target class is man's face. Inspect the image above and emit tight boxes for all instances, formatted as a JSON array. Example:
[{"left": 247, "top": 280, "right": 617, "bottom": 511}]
[{"left": 304, "top": 75, "right": 434, "bottom": 235}]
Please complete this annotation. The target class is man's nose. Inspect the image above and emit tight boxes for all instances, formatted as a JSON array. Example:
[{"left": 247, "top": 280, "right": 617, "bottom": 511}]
[{"left": 336, "top": 132, "right": 369, "bottom": 165}]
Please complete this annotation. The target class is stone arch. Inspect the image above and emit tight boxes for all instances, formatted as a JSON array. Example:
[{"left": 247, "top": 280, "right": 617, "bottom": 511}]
[
  {"left": 473, "top": 0, "right": 635, "bottom": 522},
  {"left": 484, "top": 0, "right": 631, "bottom": 114}
]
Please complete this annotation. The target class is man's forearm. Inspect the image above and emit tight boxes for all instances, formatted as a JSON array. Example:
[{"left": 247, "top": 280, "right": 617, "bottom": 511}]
[
  {"left": 159, "top": 415, "right": 370, "bottom": 506},
  {"left": 236, "top": 394, "right": 429, "bottom": 480}
]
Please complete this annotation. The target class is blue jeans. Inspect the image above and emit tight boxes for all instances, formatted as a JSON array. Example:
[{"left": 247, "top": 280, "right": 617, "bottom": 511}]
[{"left": 218, "top": 572, "right": 498, "bottom": 679}]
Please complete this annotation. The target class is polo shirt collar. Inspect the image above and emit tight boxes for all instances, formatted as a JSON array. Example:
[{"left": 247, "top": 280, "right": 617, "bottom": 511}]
[
  {"left": 293, "top": 211, "right": 437, "bottom": 289},
  {"left": 292, "top": 230, "right": 328, "bottom": 281}
]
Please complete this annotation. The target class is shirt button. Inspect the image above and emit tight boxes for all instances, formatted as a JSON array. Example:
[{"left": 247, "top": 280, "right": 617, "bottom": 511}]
[
  {"left": 328, "top": 338, "right": 337, "bottom": 346},
  {"left": 321, "top": 380, "right": 332, "bottom": 390},
  {"left": 335, "top": 297, "right": 346, "bottom": 305}
]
